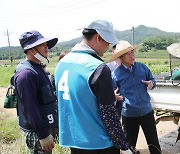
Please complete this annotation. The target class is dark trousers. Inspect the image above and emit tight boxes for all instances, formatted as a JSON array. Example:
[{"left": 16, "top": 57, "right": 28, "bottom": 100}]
[
  {"left": 70, "top": 146, "right": 120, "bottom": 154},
  {"left": 122, "top": 111, "right": 161, "bottom": 154}
]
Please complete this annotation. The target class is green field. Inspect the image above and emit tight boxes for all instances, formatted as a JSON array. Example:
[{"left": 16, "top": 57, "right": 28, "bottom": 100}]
[{"left": 0, "top": 49, "right": 172, "bottom": 87}]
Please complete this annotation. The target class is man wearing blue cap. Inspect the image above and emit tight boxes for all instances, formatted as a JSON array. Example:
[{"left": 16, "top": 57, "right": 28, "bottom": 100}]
[
  {"left": 14, "top": 30, "right": 58, "bottom": 154},
  {"left": 55, "top": 20, "right": 129, "bottom": 154}
]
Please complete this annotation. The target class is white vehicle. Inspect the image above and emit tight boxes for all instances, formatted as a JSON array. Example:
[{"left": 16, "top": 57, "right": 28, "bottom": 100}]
[
  {"left": 150, "top": 82, "right": 180, "bottom": 114},
  {"left": 149, "top": 43, "right": 180, "bottom": 142}
]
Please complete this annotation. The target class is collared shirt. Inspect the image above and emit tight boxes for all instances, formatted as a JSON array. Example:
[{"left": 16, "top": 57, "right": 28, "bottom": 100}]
[{"left": 121, "top": 63, "right": 134, "bottom": 72}]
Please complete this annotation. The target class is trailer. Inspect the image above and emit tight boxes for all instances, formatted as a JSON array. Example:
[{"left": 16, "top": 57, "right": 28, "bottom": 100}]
[
  {"left": 149, "top": 42, "right": 180, "bottom": 142},
  {"left": 150, "top": 82, "right": 180, "bottom": 114}
]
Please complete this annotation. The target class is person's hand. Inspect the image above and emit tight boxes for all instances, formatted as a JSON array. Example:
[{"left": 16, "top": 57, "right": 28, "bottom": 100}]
[
  {"left": 114, "top": 87, "right": 123, "bottom": 101},
  {"left": 39, "top": 134, "right": 55, "bottom": 152},
  {"left": 142, "top": 80, "right": 153, "bottom": 90}
]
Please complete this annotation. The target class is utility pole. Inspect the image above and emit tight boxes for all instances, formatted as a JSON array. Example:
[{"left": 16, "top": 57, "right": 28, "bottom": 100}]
[
  {"left": 4, "top": 29, "right": 12, "bottom": 66},
  {"left": 131, "top": 26, "right": 135, "bottom": 45},
  {"left": 1, "top": 55, "right": 3, "bottom": 65}
]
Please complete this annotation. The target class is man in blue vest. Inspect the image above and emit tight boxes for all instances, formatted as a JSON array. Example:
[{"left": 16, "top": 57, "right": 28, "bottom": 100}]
[
  {"left": 55, "top": 20, "right": 129, "bottom": 154},
  {"left": 14, "top": 30, "right": 58, "bottom": 154}
]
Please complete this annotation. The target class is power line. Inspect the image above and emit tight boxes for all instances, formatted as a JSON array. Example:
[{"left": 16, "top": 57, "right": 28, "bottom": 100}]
[
  {"left": 0, "top": 0, "right": 75, "bottom": 19},
  {"left": 0, "top": 0, "right": 104, "bottom": 24}
]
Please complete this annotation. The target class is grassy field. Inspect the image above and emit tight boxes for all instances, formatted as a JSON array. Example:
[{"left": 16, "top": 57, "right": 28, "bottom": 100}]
[
  {"left": 0, "top": 66, "right": 16, "bottom": 87},
  {"left": 0, "top": 50, "right": 170, "bottom": 87}
]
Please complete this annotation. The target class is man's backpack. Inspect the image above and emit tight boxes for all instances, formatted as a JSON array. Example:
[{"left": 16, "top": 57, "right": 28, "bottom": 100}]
[{"left": 4, "top": 75, "right": 18, "bottom": 108}]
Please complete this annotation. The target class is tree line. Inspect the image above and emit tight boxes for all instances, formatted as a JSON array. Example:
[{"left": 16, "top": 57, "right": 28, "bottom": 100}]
[
  {"left": 139, "top": 36, "right": 178, "bottom": 52},
  {"left": 0, "top": 36, "right": 179, "bottom": 61},
  {"left": 0, "top": 46, "right": 66, "bottom": 61}
]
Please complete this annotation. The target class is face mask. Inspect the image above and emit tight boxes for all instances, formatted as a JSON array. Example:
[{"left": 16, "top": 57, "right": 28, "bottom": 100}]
[{"left": 34, "top": 53, "right": 49, "bottom": 64}]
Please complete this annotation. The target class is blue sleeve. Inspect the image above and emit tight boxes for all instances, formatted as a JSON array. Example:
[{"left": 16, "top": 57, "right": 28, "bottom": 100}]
[
  {"left": 143, "top": 63, "right": 156, "bottom": 89},
  {"left": 111, "top": 71, "right": 118, "bottom": 90}
]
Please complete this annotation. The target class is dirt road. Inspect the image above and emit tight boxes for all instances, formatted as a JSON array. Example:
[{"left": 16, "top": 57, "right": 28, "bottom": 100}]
[
  {"left": 0, "top": 87, "right": 180, "bottom": 153},
  {"left": 137, "top": 121, "right": 180, "bottom": 153}
]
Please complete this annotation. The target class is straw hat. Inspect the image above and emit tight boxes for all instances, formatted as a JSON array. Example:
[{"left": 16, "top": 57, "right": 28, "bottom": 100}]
[
  {"left": 167, "top": 43, "right": 180, "bottom": 58},
  {"left": 109, "top": 40, "right": 139, "bottom": 62}
]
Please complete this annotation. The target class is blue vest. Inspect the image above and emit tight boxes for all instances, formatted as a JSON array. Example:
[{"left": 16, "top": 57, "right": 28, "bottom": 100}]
[
  {"left": 15, "top": 60, "right": 58, "bottom": 130},
  {"left": 55, "top": 51, "right": 113, "bottom": 149}
]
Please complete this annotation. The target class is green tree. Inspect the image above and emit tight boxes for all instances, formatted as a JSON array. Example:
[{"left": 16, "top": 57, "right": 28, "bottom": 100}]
[{"left": 139, "top": 36, "right": 177, "bottom": 52}]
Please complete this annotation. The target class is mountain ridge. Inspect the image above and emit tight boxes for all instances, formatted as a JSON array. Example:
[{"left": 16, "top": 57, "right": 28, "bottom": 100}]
[
  {"left": 57, "top": 25, "right": 180, "bottom": 48},
  {"left": 0, "top": 25, "right": 180, "bottom": 51}
]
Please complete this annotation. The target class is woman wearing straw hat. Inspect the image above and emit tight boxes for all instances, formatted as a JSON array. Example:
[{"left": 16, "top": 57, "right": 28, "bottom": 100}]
[{"left": 110, "top": 41, "right": 161, "bottom": 154}]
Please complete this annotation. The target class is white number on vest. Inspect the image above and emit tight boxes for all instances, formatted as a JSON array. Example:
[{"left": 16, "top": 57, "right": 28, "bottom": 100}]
[
  {"left": 58, "top": 70, "right": 70, "bottom": 100},
  {"left": 47, "top": 114, "right": 54, "bottom": 124}
]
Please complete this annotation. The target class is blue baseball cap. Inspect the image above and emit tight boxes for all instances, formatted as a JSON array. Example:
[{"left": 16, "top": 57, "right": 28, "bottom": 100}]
[
  {"left": 86, "top": 19, "right": 118, "bottom": 45},
  {"left": 19, "top": 30, "right": 58, "bottom": 52}
]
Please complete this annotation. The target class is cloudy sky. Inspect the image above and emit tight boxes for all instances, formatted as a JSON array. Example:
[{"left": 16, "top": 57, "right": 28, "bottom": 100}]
[{"left": 0, "top": 0, "right": 179, "bottom": 47}]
